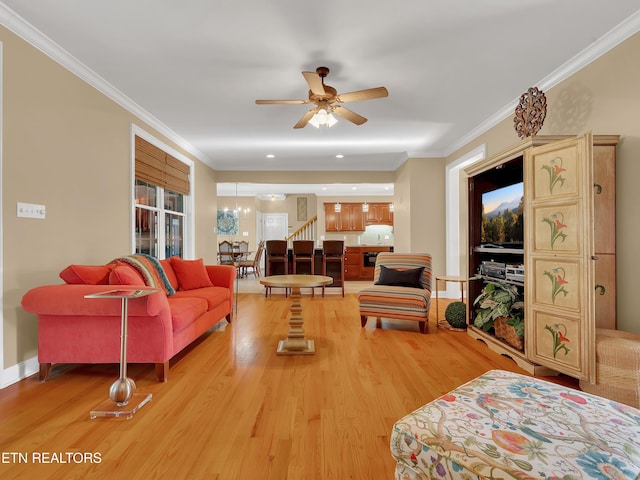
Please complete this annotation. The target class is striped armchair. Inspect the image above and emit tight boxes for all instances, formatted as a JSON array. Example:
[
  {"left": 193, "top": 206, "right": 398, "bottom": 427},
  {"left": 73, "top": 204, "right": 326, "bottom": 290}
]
[{"left": 357, "top": 253, "right": 433, "bottom": 334}]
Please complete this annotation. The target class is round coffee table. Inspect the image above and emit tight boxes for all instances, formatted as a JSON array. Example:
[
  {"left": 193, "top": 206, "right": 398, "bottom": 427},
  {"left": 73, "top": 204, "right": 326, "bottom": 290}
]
[{"left": 260, "top": 274, "right": 333, "bottom": 355}]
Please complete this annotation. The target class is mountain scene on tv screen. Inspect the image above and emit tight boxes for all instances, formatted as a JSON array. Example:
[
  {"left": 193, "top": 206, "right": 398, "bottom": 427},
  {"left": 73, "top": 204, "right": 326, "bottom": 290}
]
[{"left": 481, "top": 183, "right": 524, "bottom": 245}]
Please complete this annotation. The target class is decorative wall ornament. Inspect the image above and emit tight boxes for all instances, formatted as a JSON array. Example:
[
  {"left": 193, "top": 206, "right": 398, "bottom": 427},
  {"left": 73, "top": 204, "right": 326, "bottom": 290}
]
[
  {"left": 513, "top": 86, "right": 547, "bottom": 138},
  {"left": 217, "top": 209, "right": 239, "bottom": 236},
  {"left": 297, "top": 197, "right": 307, "bottom": 221}
]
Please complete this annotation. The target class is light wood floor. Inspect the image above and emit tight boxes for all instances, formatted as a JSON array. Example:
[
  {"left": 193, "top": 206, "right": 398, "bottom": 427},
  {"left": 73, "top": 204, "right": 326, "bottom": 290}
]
[{"left": 0, "top": 287, "right": 577, "bottom": 479}]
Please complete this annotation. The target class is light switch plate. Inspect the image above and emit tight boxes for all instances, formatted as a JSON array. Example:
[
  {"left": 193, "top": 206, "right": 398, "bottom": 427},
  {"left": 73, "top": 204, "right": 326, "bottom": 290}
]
[{"left": 17, "top": 202, "right": 46, "bottom": 219}]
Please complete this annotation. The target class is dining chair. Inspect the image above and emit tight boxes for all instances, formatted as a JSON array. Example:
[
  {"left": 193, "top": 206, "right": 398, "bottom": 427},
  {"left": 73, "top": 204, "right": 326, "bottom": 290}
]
[
  {"left": 237, "top": 240, "right": 249, "bottom": 261},
  {"left": 239, "top": 241, "right": 264, "bottom": 278},
  {"left": 218, "top": 240, "right": 234, "bottom": 265}
]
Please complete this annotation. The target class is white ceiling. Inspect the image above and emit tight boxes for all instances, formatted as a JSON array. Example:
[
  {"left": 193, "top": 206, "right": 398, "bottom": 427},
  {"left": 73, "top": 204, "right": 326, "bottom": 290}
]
[
  {"left": 2, "top": 1, "right": 639, "bottom": 196},
  {"left": 217, "top": 182, "right": 395, "bottom": 197}
]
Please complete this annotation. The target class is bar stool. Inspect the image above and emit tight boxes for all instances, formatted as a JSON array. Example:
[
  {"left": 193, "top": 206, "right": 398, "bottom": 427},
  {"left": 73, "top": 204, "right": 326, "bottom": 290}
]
[
  {"left": 322, "top": 240, "right": 345, "bottom": 297},
  {"left": 264, "top": 240, "right": 288, "bottom": 297},
  {"left": 293, "top": 240, "right": 315, "bottom": 296}
]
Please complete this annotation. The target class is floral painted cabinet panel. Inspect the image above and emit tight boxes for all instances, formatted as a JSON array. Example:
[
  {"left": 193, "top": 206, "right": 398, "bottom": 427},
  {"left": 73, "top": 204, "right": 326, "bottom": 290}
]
[{"left": 524, "top": 134, "right": 618, "bottom": 382}]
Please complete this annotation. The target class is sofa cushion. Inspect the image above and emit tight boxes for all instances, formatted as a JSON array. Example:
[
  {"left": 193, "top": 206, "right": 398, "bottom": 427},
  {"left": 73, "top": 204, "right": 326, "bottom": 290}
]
[
  {"left": 375, "top": 265, "right": 424, "bottom": 288},
  {"left": 160, "top": 258, "right": 180, "bottom": 291},
  {"left": 60, "top": 265, "right": 113, "bottom": 285},
  {"left": 109, "top": 264, "right": 145, "bottom": 286},
  {"left": 358, "top": 285, "right": 430, "bottom": 320},
  {"left": 171, "top": 258, "right": 214, "bottom": 290},
  {"left": 172, "top": 286, "right": 230, "bottom": 311},
  {"left": 167, "top": 296, "right": 208, "bottom": 332}
]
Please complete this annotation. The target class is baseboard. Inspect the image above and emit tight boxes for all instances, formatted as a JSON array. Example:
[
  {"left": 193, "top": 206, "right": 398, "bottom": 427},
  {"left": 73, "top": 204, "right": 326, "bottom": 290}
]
[{"left": 1, "top": 355, "right": 39, "bottom": 389}]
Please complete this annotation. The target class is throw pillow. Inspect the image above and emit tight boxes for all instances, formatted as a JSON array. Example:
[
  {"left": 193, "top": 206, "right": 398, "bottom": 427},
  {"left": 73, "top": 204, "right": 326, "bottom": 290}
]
[
  {"left": 159, "top": 257, "right": 180, "bottom": 291},
  {"left": 59, "top": 265, "right": 113, "bottom": 285},
  {"left": 109, "top": 265, "right": 145, "bottom": 286},
  {"left": 171, "top": 257, "right": 214, "bottom": 290},
  {"left": 375, "top": 265, "right": 424, "bottom": 288}
]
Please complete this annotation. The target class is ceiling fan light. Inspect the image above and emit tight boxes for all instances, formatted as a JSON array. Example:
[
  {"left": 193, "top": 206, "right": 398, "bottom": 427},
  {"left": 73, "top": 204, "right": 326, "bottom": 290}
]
[
  {"left": 316, "top": 108, "right": 328, "bottom": 123},
  {"left": 308, "top": 108, "right": 338, "bottom": 128}
]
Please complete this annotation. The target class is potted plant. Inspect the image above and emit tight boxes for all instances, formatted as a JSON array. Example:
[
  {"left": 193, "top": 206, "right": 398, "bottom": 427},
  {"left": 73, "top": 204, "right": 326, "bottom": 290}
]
[{"left": 472, "top": 278, "right": 524, "bottom": 350}]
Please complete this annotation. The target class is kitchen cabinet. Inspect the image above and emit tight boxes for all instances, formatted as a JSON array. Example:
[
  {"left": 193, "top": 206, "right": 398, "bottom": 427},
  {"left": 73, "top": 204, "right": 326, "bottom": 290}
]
[
  {"left": 344, "top": 247, "right": 362, "bottom": 280},
  {"left": 324, "top": 203, "right": 365, "bottom": 232},
  {"left": 344, "top": 246, "right": 393, "bottom": 280},
  {"left": 365, "top": 203, "right": 394, "bottom": 226}
]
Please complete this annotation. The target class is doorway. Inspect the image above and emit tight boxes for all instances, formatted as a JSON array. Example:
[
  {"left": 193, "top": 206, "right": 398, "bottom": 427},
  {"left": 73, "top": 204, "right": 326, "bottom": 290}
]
[{"left": 262, "top": 213, "right": 288, "bottom": 241}]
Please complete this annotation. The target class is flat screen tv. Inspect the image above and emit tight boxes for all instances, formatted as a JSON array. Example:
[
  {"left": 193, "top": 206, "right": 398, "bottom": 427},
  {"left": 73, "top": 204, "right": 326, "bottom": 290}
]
[{"left": 481, "top": 182, "right": 524, "bottom": 248}]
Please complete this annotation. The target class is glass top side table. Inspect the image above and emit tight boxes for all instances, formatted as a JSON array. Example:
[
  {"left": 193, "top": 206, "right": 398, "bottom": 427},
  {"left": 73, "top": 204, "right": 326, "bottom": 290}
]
[{"left": 85, "top": 288, "right": 159, "bottom": 419}]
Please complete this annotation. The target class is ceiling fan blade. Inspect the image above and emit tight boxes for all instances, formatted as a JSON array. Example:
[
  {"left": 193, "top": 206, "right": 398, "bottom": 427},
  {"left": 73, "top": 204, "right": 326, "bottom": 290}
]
[
  {"left": 293, "top": 109, "right": 317, "bottom": 129},
  {"left": 332, "top": 105, "right": 367, "bottom": 125},
  {"left": 255, "top": 99, "right": 308, "bottom": 105},
  {"left": 336, "top": 86, "right": 388, "bottom": 103},
  {"left": 302, "top": 71, "right": 326, "bottom": 96}
]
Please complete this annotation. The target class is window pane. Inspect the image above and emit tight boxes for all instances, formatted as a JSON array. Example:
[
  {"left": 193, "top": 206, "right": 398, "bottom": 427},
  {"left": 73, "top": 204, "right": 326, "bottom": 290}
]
[
  {"left": 164, "top": 189, "right": 184, "bottom": 213},
  {"left": 136, "top": 207, "right": 159, "bottom": 257},
  {"left": 135, "top": 180, "right": 157, "bottom": 207},
  {"left": 165, "top": 213, "right": 183, "bottom": 258}
]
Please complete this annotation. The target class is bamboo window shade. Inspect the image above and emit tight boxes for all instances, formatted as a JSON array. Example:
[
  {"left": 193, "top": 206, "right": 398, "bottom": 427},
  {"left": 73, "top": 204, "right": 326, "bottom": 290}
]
[{"left": 135, "top": 136, "right": 190, "bottom": 195}]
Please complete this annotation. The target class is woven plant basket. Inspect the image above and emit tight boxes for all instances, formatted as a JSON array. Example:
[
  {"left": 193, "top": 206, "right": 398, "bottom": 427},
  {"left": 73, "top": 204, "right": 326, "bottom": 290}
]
[
  {"left": 580, "top": 328, "right": 640, "bottom": 408},
  {"left": 494, "top": 316, "right": 524, "bottom": 351}
]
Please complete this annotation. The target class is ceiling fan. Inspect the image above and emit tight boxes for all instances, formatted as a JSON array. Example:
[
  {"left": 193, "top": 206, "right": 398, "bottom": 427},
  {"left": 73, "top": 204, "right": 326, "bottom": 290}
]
[{"left": 255, "top": 66, "right": 388, "bottom": 129}]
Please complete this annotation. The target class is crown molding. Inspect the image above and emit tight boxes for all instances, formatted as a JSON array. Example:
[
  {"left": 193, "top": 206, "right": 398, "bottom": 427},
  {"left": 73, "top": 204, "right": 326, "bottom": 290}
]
[
  {"left": 0, "top": 3, "right": 211, "bottom": 166},
  {"left": 445, "top": 9, "right": 640, "bottom": 158}
]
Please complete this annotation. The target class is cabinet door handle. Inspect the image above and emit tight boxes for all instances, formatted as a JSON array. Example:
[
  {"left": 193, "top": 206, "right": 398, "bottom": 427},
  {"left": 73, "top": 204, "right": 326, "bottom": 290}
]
[
  {"left": 595, "top": 284, "right": 606, "bottom": 296},
  {"left": 591, "top": 255, "right": 599, "bottom": 261},
  {"left": 594, "top": 183, "right": 602, "bottom": 194}
]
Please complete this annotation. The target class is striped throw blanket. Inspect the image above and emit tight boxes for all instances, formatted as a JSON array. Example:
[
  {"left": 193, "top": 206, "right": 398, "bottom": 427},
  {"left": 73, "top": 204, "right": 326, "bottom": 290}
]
[{"left": 113, "top": 253, "right": 175, "bottom": 296}]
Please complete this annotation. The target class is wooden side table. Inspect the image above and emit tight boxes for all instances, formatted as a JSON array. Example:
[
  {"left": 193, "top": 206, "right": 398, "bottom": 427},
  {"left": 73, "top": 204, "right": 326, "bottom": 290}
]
[
  {"left": 260, "top": 274, "right": 333, "bottom": 355},
  {"left": 435, "top": 276, "right": 467, "bottom": 329}
]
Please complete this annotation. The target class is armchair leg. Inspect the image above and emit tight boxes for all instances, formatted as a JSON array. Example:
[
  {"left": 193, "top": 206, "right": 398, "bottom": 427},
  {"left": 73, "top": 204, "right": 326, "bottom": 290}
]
[
  {"left": 156, "top": 361, "right": 169, "bottom": 382},
  {"left": 226, "top": 312, "right": 232, "bottom": 323},
  {"left": 419, "top": 321, "right": 428, "bottom": 334},
  {"left": 39, "top": 363, "right": 52, "bottom": 382},
  {"left": 360, "top": 315, "right": 368, "bottom": 328}
]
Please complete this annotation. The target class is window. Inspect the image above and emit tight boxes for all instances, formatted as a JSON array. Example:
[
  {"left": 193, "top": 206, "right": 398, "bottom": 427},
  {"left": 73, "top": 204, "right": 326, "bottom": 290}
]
[
  {"left": 135, "top": 180, "right": 186, "bottom": 258},
  {"left": 133, "top": 132, "right": 193, "bottom": 259}
]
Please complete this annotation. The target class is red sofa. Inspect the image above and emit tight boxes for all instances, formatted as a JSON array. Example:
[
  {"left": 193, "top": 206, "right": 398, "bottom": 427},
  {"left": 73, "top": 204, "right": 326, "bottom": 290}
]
[{"left": 21, "top": 256, "right": 235, "bottom": 382}]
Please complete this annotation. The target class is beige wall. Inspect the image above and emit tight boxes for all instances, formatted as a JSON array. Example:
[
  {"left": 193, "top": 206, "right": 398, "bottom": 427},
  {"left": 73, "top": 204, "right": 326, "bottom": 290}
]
[
  {"left": 393, "top": 158, "right": 446, "bottom": 277},
  {"left": 1, "top": 27, "right": 217, "bottom": 370},
  {"left": 448, "top": 31, "right": 640, "bottom": 333}
]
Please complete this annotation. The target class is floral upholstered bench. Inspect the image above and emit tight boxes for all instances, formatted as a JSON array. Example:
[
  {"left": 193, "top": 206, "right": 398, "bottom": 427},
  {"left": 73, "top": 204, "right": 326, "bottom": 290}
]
[{"left": 390, "top": 369, "right": 640, "bottom": 479}]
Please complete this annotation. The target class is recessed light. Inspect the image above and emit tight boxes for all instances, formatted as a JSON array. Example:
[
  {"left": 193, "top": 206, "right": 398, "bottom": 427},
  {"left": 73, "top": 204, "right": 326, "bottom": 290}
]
[
  {"left": 352, "top": 186, "right": 357, "bottom": 190},
  {"left": 266, "top": 154, "right": 275, "bottom": 158},
  {"left": 336, "top": 154, "right": 344, "bottom": 158}
]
